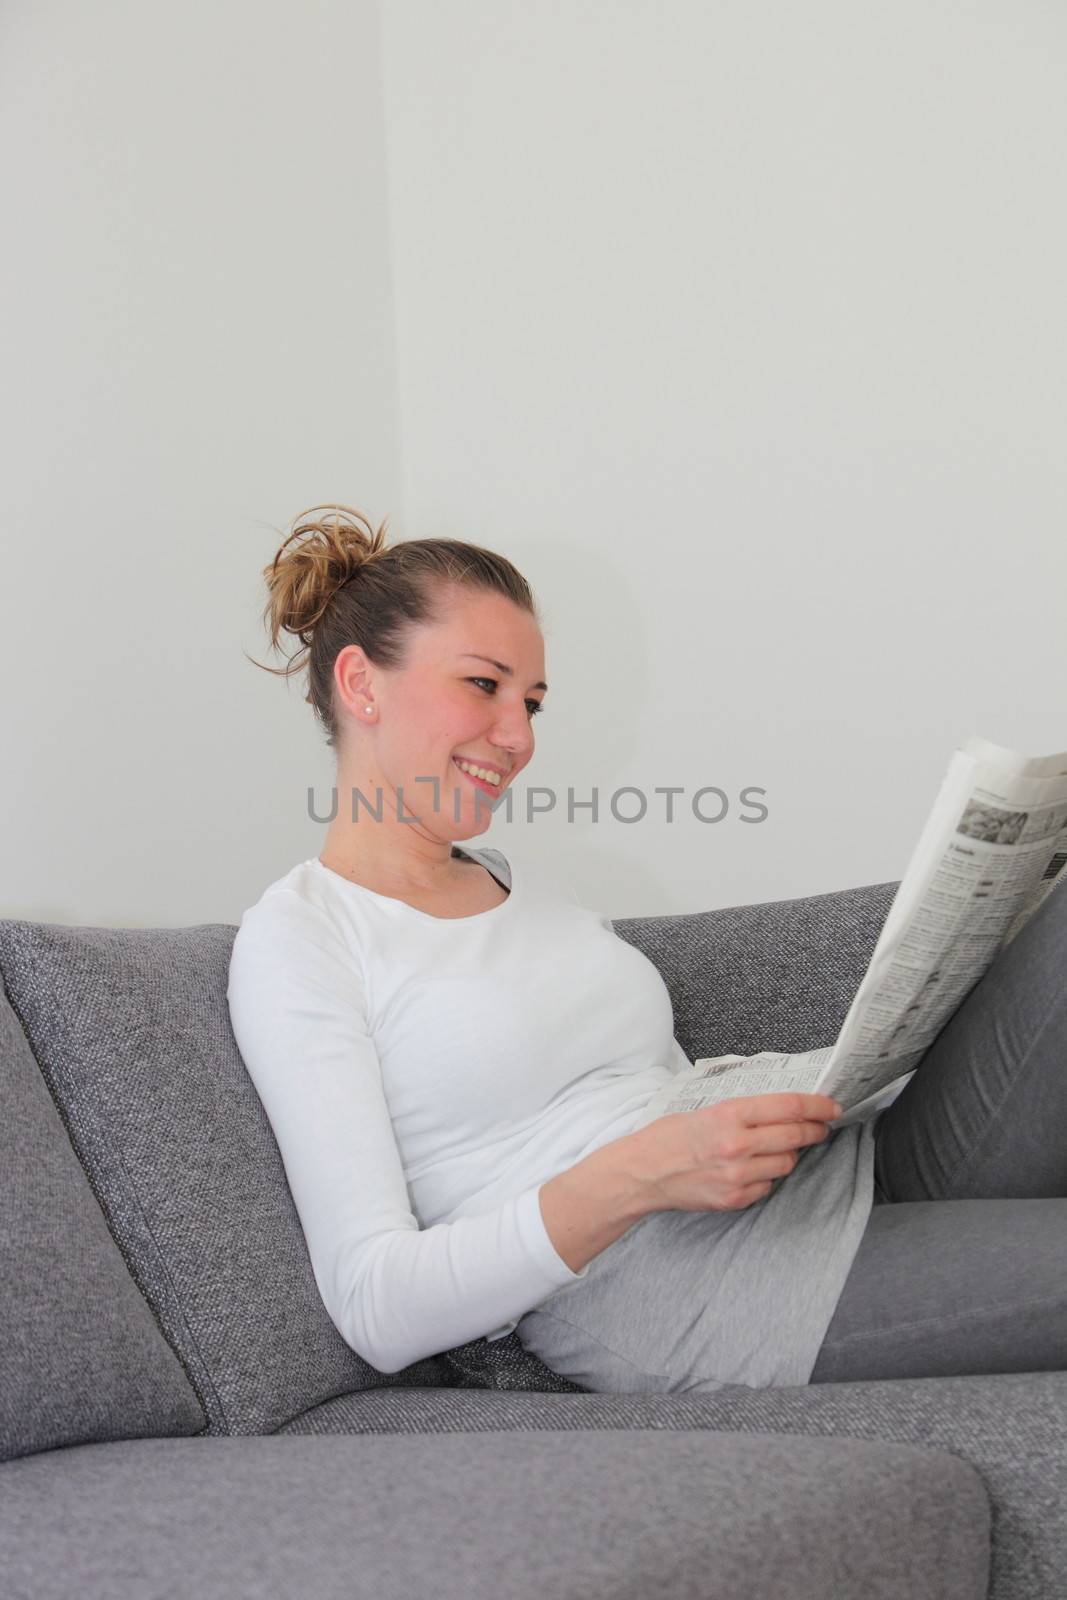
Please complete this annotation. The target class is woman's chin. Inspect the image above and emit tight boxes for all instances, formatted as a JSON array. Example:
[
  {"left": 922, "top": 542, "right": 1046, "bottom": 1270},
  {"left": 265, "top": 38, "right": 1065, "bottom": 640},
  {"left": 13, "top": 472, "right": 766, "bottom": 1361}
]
[
  {"left": 450, "top": 770, "right": 507, "bottom": 823},
  {"left": 452, "top": 812, "right": 496, "bottom": 840}
]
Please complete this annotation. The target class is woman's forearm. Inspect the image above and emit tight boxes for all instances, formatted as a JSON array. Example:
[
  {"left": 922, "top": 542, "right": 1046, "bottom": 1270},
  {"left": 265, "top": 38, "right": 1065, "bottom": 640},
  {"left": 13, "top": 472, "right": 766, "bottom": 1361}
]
[{"left": 538, "top": 1136, "right": 653, "bottom": 1274}]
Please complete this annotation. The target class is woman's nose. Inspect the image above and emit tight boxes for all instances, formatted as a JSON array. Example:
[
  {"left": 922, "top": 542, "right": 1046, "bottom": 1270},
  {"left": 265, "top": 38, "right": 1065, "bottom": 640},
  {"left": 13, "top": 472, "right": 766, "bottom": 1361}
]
[{"left": 490, "top": 699, "right": 535, "bottom": 754}]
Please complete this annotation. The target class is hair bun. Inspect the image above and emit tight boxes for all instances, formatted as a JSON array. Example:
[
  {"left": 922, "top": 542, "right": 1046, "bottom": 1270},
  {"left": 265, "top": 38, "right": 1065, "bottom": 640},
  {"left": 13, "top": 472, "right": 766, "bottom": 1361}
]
[{"left": 262, "top": 504, "right": 390, "bottom": 641}]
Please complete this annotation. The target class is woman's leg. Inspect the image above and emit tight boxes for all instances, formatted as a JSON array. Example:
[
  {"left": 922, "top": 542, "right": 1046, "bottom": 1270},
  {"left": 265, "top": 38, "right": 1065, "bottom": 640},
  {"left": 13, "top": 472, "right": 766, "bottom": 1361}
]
[
  {"left": 873, "top": 877, "right": 1067, "bottom": 1202},
  {"left": 808, "top": 880, "right": 1067, "bottom": 1384},
  {"left": 809, "top": 1196, "right": 1067, "bottom": 1382}
]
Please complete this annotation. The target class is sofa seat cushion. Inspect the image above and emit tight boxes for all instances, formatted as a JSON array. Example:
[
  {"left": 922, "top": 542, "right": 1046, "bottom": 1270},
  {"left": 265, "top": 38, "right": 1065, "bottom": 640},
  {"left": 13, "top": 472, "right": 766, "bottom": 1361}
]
[
  {"left": 0, "top": 1431, "right": 988, "bottom": 1600},
  {"left": 0, "top": 980, "right": 205, "bottom": 1463},
  {"left": 289, "top": 1370, "right": 1067, "bottom": 1600}
]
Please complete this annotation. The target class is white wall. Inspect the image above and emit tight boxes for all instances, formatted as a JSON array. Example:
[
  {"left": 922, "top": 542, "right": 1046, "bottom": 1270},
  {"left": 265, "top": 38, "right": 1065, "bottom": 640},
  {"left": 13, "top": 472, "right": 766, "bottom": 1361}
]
[
  {"left": 378, "top": 0, "right": 1067, "bottom": 918},
  {"left": 1, "top": 0, "right": 402, "bottom": 926},
  {"left": 4, "top": 1, "right": 1066, "bottom": 927}
]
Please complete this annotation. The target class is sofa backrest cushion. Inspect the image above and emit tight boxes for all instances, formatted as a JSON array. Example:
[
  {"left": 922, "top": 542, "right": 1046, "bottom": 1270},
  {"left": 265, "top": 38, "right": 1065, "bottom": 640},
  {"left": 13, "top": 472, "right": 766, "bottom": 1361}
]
[
  {"left": 617, "top": 878, "right": 899, "bottom": 1064},
  {"left": 0, "top": 975, "right": 206, "bottom": 1462}
]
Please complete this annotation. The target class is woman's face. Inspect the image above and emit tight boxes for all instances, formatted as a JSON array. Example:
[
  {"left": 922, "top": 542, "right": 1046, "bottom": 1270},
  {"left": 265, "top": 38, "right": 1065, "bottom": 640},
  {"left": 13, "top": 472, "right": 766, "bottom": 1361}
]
[{"left": 341, "top": 585, "right": 547, "bottom": 841}]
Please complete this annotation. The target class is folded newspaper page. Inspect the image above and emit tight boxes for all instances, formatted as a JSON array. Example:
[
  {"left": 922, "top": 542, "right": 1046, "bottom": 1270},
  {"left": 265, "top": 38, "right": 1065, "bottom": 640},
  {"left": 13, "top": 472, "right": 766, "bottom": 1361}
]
[{"left": 633, "top": 735, "right": 1067, "bottom": 1134}]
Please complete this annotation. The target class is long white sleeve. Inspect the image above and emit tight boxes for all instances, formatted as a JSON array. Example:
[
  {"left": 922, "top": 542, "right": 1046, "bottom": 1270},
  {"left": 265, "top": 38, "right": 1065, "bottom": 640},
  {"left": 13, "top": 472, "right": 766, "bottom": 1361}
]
[{"left": 226, "top": 890, "right": 589, "bottom": 1374}]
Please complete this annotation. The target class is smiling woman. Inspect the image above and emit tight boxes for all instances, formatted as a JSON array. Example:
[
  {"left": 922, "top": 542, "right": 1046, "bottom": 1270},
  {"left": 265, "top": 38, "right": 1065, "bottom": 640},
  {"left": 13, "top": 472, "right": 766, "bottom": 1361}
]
[
  {"left": 226, "top": 498, "right": 874, "bottom": 1396},
  {"left": 231, "top": 500, "right": 1067, "bottom": 1403}
]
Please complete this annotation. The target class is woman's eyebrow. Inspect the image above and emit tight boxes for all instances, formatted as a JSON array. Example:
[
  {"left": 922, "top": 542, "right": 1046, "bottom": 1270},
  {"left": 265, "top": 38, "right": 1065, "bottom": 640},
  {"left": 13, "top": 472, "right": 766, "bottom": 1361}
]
[{"left": 459, "top": 652, "right": 548, "bottom": 692}]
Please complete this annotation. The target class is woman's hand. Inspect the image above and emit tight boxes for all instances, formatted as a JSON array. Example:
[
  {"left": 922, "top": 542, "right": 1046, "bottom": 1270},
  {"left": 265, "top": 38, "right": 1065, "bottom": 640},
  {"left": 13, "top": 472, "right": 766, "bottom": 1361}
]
[{"left": 623, "top": 1093, "right": 843, "bottom": 1214}]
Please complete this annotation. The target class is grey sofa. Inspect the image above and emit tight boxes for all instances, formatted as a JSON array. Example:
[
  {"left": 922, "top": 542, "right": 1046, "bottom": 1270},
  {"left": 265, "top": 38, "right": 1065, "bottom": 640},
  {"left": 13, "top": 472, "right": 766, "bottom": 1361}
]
[{"left": 2, "top": 876, "right": 1062, "bottom": 1600}]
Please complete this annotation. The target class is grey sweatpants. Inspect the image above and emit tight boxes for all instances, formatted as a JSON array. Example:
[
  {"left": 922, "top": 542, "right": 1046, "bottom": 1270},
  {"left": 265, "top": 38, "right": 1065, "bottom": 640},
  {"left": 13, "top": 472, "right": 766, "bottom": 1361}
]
[{"left": 808, "top": 876, "right": 1067, "bottom": 1383}]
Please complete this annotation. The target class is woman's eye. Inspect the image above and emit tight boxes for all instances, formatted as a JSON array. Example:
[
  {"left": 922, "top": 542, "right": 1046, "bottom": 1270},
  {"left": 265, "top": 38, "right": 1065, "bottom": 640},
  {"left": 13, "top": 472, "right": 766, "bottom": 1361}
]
[{"left": 469, "top": 677, "right": 544, "bottom": 718}]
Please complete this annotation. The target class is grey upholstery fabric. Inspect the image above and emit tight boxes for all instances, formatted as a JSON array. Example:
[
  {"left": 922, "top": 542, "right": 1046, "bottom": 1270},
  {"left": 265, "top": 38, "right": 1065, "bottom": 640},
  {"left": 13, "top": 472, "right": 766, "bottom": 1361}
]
[
  {"left": 0, "top": 1431, "right": 990, "bottom": 1600},
  {"left": 618, "top": 877, "right": 899, "bottom": 1065},
  {"left": 0, "top": 978, "right": 205, "bottom": 1462},
  {"left": 0, "top": 918, "right": 466, "bottom": 1438},
  {"left": 284, "top": 1372, "right": 1067, "bottom": 1600}
]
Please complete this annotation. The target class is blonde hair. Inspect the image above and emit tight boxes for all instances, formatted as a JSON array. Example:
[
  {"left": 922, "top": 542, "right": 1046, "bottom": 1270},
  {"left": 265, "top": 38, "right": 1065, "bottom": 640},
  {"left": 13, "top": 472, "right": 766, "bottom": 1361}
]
[{"left": 247, "top": 503, "right": 539, "bottom": 750}]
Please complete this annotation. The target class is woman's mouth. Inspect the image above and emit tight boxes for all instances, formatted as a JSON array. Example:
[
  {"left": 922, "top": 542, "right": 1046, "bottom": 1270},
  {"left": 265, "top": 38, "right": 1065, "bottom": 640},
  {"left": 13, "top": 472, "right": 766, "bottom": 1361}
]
[{"left": 453, "top": 757, "right": 505, "bottom": 797}]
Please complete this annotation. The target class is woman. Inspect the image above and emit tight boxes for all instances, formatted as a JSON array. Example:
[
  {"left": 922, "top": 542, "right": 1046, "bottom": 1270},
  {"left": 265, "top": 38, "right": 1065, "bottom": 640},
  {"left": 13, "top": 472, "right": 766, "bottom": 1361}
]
[{"left": 227, "top": 503, "right": 1067, "bottom": 1393}]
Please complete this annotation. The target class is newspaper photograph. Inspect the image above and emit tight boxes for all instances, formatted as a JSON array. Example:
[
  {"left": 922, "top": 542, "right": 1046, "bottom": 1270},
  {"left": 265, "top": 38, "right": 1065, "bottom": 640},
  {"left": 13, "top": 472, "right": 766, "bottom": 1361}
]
[{"left": 633, "top": 735, "right": 1067, "bottom": 1134}]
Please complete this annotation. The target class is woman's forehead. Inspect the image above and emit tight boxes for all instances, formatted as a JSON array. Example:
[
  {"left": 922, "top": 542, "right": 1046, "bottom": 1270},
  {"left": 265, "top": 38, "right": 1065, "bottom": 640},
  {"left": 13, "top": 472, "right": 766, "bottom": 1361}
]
[{"left": 419, "top": 590, "right": 544, "bottom": 658}]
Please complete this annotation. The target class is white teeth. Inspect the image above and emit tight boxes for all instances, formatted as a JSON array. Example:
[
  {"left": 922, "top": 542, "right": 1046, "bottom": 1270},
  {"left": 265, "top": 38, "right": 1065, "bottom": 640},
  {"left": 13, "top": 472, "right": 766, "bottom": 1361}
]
[{"left": 455, "top": 759, "right": 501, "bottom": 785}]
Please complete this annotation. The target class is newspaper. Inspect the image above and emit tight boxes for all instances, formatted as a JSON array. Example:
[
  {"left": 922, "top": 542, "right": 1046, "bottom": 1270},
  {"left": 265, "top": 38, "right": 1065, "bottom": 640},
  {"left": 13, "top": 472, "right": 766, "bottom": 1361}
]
[{"left": 632, "top": 735, "right": 1067, "bottom": 1134}]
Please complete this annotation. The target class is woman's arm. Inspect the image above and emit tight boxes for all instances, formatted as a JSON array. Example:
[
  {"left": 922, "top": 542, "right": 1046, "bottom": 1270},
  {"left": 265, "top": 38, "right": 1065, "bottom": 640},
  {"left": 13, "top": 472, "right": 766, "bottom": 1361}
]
[
  {"left": 539, "top": 1143, "right": 652, "bottom": 1274},
  {"left": 226, "top": 890, "right": 586, "bottom": 1374}
]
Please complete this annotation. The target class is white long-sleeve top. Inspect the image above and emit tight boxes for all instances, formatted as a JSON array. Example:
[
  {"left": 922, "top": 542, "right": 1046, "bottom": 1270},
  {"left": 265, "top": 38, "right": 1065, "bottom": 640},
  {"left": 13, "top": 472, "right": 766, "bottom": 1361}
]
[{"left": 226, "top": 844, "right": 690, "bottom": 1374}]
